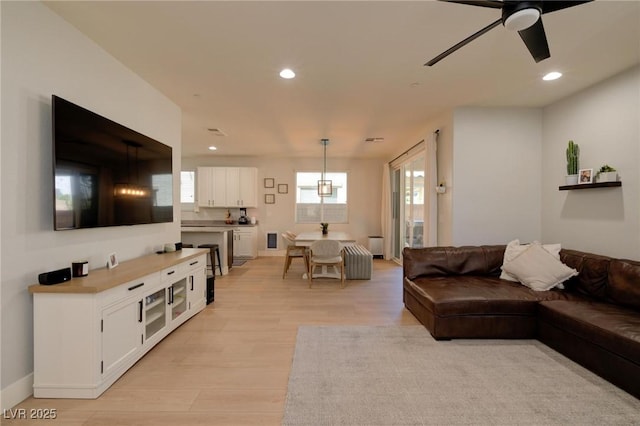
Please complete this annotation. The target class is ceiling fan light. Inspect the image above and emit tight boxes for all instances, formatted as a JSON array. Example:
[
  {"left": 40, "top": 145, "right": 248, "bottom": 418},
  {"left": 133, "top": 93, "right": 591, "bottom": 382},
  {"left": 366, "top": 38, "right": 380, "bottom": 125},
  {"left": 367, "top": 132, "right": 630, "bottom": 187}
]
[{"left": 504, "top": 8, "right": 540, "bottom": 31}]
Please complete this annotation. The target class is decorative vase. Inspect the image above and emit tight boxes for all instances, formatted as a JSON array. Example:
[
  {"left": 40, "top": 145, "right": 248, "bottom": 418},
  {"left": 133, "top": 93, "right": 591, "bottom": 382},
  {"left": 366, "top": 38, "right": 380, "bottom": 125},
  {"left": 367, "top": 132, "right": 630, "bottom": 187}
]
[
  {"left": 565, "top": 175, "right": 578, "bottom": 185},
  {"left": 322, "top": 229, "right": 328, "bottom": 235}
]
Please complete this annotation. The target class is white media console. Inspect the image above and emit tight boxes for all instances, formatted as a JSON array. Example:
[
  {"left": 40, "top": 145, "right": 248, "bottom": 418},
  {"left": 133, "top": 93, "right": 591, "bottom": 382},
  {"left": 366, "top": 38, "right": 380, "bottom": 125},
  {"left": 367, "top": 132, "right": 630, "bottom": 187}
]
[{"left": 28, "top": 248, "right": 208, "bottom": 398}]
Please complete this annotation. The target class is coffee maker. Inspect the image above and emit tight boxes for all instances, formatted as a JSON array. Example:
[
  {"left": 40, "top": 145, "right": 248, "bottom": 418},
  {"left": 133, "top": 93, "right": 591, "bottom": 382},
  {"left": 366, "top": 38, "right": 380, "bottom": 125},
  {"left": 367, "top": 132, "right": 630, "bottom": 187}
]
[{"left": 238, "top": 208, "right": 249, "bottom": 224}]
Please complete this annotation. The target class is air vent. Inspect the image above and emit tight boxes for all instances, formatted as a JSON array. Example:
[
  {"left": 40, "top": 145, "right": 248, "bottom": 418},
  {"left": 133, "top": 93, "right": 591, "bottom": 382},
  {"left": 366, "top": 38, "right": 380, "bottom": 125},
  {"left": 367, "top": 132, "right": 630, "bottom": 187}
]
[
  {"left": 207, "top": 128, "right": 227, "bottom": 137},
  {"left": 365, "top": 137, "right": 384, "bottom": 143}
]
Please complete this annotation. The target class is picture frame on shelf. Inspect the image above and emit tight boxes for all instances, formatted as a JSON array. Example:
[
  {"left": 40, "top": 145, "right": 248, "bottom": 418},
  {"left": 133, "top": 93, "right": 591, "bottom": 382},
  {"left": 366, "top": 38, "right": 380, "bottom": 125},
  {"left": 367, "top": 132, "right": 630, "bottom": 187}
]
[
  {"left": 278, "top": 184, "right": 288, "bottom": 194},
  {"left": 265, "top": 194, "right": 275, "bottom": 204},
  {"left": 264, "top": 178, "right": 275, "bottom": 188},
  {"left": 107, "top": 253, "right": 119, "bottom": 269},
  {"left": 579, "top": 168, "right": 593, "bottom": 184}
]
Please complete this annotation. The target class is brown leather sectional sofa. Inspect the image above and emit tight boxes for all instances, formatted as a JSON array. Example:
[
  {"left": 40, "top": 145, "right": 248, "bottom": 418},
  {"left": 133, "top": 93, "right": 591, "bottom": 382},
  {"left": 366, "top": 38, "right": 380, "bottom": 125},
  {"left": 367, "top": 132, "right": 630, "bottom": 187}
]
[{"left": 402, "top": 245, "right": 640, "bottom": 399}]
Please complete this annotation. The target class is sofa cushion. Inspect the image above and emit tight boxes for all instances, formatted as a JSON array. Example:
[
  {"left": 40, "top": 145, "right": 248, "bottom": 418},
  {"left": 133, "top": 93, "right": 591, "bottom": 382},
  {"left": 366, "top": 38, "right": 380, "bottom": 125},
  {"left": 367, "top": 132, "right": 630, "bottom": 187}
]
[
  {"left": 607, "top": 259, "right": 640, "bottom": 310},
  {"left": 539, "top": 300, "right": 640, "bottom": 364},
  {"left": 502, "top": 243, "right": 578, "bottom": 291},
  {"left": 406, "top": 276, "right": 582, "bottom": 317},
  {"left": 560, "top": 249, "right": 611, "bottom": 299},
  {"left": 500, "top": 239, "right": 562, "bottom": 282},
  {"left": 403, "top": 245, "right": 506, "bottom": 280}
]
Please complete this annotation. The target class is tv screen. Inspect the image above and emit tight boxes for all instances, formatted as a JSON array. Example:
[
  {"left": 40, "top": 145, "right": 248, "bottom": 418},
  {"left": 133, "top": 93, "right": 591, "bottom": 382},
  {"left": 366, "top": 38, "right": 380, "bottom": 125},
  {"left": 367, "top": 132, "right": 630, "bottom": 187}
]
[{"left": 52, "top": 95, "right": 173, "bottom": 230}]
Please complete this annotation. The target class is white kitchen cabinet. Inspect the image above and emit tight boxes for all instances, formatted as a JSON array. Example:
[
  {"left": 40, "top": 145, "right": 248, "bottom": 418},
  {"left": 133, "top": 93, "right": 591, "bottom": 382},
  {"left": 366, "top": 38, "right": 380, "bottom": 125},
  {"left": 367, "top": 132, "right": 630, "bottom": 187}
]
[
  {"left": 197, "top": 167, "right": 227, "bottom": 207},
  {"left": 101, "top": 295, "right": 143, "bottom": 379},
  {"left": 187, "top": 257, "right": 207, "bottom": 311},
  {"left": 226, "top": 167, "right": 258, "bottom": 207},
  {"left": 30, "top": 249, "right": 207, "bottom": 399},
  {"left": 197, "top": 167, "right": 257, "bottom": 208},
  {"left": 233, "top": 226, "right": 258, "bottom": 258}
]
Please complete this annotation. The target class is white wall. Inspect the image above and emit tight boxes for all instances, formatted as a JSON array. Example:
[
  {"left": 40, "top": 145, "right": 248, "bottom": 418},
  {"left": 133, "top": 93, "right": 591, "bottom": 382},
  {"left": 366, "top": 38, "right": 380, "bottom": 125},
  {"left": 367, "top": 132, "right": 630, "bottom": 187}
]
[
  {"left": 451, "top": 107, "right": 543, "bottom": 246},
  {"left": 181, "top": 156, "right": 384, "bottom": 251},
  {"left": 541, "top": 66, "right": 640, "bottom": 258},
  {"left": 1, "top": 2, "right": 181, "bottom": 408}
]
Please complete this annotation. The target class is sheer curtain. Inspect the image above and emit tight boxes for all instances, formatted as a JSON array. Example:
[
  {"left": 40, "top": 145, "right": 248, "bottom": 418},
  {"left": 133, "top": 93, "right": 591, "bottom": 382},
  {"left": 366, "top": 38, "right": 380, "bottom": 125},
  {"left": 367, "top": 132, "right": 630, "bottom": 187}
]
[
  {"left": 380, "top": 164, "right": 391, "bottom": 259},
  {"left": 424, "top": 131, "right": 438, "bottom": 247},
  {"left": 381, "top": 130, "right": 439, "bottom": 261}
]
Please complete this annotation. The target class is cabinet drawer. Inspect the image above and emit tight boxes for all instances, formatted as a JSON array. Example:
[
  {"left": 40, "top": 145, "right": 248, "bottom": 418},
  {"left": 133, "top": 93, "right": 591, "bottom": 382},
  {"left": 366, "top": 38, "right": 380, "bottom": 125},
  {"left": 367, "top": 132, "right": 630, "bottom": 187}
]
[
  {"left": 185, "top": 255, "right": 206, "bottom": 273},
  {"left": 161, "top": 262, "right": 191, "bottom": 282},
  {"left": 100, "top": 272, "right": 160, "bottom": 308}
]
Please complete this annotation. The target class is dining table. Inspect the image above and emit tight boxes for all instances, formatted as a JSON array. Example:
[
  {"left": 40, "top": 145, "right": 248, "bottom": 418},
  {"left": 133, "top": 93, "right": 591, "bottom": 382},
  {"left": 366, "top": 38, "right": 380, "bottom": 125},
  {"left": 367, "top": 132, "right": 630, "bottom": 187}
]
[{"left": 294, "top": 231, "right": 356, "bottom": 246}]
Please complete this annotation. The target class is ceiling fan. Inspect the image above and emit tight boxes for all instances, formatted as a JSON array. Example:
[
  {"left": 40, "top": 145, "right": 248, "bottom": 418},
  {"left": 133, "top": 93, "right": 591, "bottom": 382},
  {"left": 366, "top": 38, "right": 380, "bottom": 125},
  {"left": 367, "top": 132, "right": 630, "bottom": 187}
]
[{"left": 425, "top": 0, "right": 593, "bottom": 66}]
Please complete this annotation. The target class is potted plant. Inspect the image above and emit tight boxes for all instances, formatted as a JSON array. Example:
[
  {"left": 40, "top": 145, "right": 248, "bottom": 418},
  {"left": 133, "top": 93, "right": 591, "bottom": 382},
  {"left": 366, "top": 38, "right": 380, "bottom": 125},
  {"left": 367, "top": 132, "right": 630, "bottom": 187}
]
[
  {"left": 595, "top": 164, "right": 618, "bottom": 182},
  {"left": 565, "top": 140, "right": 579, "bottom": 185},
  {"left": 320, "top": 223, "right": 329, "bottom": 235}
]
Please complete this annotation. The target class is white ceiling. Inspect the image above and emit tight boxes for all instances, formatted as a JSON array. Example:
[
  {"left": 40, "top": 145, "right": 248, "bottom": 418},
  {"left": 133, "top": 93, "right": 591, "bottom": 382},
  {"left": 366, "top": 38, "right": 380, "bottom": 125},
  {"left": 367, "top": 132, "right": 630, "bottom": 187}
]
[{"left": 45, "top": 1, "right": 640, "bottom": 159}]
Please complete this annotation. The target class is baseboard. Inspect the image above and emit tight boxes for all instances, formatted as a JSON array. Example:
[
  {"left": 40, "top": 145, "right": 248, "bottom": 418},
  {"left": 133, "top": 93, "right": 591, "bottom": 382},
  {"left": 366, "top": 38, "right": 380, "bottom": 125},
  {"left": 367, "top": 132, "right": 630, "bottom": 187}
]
[{"left": 1, "top": 373, "right": 33, "bottom": 411}]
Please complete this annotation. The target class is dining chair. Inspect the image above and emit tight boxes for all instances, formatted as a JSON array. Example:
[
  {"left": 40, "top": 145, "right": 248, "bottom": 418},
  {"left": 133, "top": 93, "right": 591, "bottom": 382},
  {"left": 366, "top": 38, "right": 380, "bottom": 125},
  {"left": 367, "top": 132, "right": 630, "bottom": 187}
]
[
  {"left": 307, "top": 239, "right": 345, "bottom": 288},
  {"left": 282, "top": 231, "right": 307, "bottom": 278}
]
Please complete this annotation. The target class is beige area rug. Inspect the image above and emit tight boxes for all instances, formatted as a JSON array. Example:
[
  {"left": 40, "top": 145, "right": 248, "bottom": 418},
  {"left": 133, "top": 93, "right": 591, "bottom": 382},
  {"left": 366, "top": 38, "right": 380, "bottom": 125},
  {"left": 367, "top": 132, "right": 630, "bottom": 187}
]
[{"left": 283, "top": 325, "right": 639, "bottom": 425}]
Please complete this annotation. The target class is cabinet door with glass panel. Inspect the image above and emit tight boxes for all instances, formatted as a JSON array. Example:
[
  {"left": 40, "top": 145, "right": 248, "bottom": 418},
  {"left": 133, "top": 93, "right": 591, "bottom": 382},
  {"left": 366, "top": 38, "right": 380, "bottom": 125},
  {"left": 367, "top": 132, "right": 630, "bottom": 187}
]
[
  {"left": 167, "top": 277, "right": 188, "bottom": 326},
  {"left": 143, "top": 287, "right": 167, "bottom": 346}
]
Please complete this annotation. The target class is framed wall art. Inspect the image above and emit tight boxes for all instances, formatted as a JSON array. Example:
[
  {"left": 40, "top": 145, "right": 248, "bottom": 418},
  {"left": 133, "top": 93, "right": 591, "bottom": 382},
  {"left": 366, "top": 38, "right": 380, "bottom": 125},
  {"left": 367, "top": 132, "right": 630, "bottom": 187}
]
[
  {"left": 579, "top": 168, "right": 593, "bottom": 184},
  {"left": 107, "top": 253, "right": 119, "bottom": 269}
]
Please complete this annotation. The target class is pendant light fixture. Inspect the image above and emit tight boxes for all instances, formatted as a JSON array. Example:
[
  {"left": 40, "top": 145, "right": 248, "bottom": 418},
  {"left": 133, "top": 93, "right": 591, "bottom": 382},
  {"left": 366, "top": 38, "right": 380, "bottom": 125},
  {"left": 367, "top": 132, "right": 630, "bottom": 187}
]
[
  {"left": 317, "top": 138, "right": 332, "bottom": 197},
  {"left": 114, "top": 141, "right": 149, "bottom": 197}
]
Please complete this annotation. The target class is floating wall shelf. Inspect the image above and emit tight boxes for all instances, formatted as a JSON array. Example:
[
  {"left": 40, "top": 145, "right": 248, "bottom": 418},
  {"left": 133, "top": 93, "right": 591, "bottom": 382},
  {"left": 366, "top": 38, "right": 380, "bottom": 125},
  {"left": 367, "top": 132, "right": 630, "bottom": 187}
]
[{"left": 558, "top": 181, "right": 622, "bottom": 191}]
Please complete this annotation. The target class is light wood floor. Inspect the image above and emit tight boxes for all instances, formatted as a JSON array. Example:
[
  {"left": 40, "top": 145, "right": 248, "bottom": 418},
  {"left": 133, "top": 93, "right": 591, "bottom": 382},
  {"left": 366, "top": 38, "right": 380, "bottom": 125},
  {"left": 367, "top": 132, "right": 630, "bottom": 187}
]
[{"left": 9, "top": 257, "right": 419, "bottom": 425}]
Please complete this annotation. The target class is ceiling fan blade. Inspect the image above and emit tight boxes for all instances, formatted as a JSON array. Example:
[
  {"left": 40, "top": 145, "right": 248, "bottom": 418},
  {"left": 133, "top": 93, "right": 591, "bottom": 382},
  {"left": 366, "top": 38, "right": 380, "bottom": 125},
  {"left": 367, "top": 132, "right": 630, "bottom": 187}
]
[
  {"left": 518, "top": 18, "right": 550, "bottom": 63},
  {"left": 425, "top": 18, "right": 502, "bottom": 66},
  {"left": 441, "top": 0, "right": 503, "bottom": 9},
  {"left": 541, "top": 0, "right": 593, "bottom": 14}
]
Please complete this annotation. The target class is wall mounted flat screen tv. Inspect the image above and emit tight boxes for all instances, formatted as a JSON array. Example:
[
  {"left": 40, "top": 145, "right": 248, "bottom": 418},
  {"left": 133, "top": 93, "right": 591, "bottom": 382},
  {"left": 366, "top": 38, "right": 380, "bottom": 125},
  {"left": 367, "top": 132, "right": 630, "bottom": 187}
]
[{"left": 52, "top": 95, "right": 173, "bottom": 230}]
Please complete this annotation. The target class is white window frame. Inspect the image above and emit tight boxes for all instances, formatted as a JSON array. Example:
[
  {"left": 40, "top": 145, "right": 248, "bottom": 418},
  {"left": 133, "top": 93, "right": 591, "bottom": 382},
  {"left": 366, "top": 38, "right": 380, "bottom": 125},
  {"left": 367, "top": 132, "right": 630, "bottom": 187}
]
[
  {"left": 180, "top": 170, "right": 195, "bottom": 210},
  {"left": 295, "top": 171, "right": 348, "bottom": 224}
]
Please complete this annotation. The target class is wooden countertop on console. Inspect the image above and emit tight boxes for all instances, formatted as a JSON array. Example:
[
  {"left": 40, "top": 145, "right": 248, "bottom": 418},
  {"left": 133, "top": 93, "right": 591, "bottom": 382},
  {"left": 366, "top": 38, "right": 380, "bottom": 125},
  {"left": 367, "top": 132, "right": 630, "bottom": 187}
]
[{"left": 28, "top": 248, "right": 208, "bottom": 294}]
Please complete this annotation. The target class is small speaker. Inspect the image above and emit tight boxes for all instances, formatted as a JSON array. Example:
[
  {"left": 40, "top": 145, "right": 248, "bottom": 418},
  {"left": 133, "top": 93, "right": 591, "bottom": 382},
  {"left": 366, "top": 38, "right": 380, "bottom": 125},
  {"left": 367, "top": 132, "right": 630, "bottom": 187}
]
[{"left": 38, "top": 267, "right": 72, "bottom": 285}]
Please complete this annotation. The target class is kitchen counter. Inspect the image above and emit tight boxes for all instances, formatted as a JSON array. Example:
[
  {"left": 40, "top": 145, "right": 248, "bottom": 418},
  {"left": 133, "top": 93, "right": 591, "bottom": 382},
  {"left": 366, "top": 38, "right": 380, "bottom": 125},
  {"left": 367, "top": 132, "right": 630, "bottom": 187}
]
[{"left": 181, "top": 220, "right": 257, "bottom": 229}]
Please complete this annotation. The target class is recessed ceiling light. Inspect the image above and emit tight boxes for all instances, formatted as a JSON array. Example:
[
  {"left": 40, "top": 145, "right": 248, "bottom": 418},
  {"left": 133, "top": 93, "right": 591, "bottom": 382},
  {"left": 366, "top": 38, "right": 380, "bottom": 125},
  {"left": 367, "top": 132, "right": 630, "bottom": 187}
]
[
  {"left": 279, "top": 68, "right": 296, "bottom": 79},
  {"left": 543, "top": 71, "right": 562, "bottom": 81},
  {"left": 208, "top": 146, "right": 217, "bottom": 151}
]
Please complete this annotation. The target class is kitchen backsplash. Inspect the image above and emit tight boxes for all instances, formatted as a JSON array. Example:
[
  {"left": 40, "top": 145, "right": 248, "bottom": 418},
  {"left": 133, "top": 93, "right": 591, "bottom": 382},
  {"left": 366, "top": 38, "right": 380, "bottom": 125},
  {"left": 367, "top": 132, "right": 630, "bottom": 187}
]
[{"left": 181, "top": 207, "right": 259, "bottom": 222}]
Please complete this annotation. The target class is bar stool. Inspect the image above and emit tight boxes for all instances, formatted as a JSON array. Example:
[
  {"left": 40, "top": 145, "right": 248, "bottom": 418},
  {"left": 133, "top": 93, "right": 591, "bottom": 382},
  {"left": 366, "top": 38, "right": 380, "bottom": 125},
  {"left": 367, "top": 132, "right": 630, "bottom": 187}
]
[{"left": 198, "top": 244, "right": 223, "bottom": 276}]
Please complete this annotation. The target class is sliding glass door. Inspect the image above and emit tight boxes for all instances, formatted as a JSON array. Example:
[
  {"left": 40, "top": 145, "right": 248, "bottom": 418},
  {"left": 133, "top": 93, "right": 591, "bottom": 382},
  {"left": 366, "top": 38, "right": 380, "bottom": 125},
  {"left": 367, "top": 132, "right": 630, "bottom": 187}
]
[{"left": 392, "top": 155, "right": 425, "bottom": 262}]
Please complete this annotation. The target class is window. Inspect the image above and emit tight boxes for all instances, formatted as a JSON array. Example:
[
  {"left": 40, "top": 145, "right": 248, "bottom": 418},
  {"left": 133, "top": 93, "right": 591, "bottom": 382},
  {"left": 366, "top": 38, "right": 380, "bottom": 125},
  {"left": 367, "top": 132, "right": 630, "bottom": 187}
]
[
  {"left": 152, "top": 174, "right": 173, "bottom": 206},
  {"left": 180, "top": 171, "right": 195, "bottom": 204},
  {"left": 295, "top": 172, "right": 347, "bottom": 223}
]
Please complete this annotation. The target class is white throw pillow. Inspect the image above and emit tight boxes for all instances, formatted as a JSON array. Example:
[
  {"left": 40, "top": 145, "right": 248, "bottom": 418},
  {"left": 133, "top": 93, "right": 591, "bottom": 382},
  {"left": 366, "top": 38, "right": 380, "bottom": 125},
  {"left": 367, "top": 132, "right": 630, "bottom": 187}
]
[
  {"left": 502, "top": 242, "right": 578, "bottom": 292},
  {"left": 500, "top": 239, "right": 561, "bottom": 282}
]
